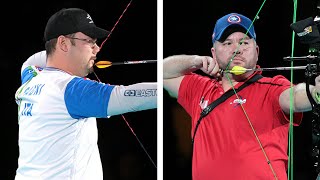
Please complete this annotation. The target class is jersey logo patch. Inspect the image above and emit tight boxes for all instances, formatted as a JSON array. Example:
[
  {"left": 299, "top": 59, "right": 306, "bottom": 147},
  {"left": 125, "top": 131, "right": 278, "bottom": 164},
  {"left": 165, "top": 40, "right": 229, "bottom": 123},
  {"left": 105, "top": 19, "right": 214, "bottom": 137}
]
[
  {"left": 199, "top": 97, "right": 208, "bottom": 109},
  {"left": 230, "top": 95, "right": 246, "bottom": 107}
]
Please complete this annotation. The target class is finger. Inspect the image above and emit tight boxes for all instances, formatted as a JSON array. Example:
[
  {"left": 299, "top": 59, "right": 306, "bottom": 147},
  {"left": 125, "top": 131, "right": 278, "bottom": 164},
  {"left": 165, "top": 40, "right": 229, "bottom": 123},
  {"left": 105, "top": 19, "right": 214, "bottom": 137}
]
[
  {"left": 212, "top": 62, "right": 220, "bottom": 74},
  {"left": 209, "top": 67, "right": 220, "bottom": 77},
  {"left": 208, "top": 59, "right": 219, "bottom": 75},
  {"left": 207, "top": 57, "right": 215, "bottom": 72},
  {"left": 202, "top": 57, "right": 209, "bottom": 71}
]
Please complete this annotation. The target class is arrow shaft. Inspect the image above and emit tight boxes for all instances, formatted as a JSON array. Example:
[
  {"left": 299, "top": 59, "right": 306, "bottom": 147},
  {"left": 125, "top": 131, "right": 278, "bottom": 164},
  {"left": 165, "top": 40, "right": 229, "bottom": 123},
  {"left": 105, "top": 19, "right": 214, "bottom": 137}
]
[
  {"left": 283, "top": 55, "right": 319, "bottom": 61},
  {"left": 111, "top": 60, "right": 157, "bottom": 65},
  {"left": 250, "top": 65, "right": 308, "bottom": 71}
]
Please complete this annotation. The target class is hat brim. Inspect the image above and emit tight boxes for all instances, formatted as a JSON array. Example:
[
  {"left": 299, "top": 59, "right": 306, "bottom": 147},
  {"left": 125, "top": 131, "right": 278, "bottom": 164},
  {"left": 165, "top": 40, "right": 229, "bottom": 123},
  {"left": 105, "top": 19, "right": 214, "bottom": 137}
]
[{"left": 81, "top": 26, "right": 110, "bottom": 39}]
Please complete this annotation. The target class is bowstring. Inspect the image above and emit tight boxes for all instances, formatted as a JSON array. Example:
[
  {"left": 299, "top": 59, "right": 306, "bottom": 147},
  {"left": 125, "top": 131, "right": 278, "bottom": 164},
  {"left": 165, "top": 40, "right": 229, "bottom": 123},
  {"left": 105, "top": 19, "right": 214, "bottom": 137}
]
[
  {"left": 222, "top": 0, "right": 280, "bottom": 179},
  {"left": 99, "top": 0, "right": 133, "bottom": 50},
  {"left": 94, "top": 0, "right": 157, "bottom": 169}
]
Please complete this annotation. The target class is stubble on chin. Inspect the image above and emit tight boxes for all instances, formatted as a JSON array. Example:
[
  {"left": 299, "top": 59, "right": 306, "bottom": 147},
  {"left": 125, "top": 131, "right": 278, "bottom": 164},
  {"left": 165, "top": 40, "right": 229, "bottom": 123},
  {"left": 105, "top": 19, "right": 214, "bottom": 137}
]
[{"left": 89, "top": 65, "right": 94, "bottom": 72}]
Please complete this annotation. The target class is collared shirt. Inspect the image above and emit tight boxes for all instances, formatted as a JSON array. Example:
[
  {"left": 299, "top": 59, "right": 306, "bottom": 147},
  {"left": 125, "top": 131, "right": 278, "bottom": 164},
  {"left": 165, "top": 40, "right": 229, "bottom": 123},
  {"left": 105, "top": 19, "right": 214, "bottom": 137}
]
[{"left": 178, "top": 70, "right": 303, "bottom": 180}]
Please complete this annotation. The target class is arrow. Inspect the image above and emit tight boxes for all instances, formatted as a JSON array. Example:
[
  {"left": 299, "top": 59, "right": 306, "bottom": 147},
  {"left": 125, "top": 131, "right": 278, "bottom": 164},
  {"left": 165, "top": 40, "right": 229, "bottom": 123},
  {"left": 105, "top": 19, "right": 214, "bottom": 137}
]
[
  {"left": 95, "top": 60, "right": 157, "bottom": 68},
  {"left": 223, "top": 65, "right": 313, "bottom": 75}
]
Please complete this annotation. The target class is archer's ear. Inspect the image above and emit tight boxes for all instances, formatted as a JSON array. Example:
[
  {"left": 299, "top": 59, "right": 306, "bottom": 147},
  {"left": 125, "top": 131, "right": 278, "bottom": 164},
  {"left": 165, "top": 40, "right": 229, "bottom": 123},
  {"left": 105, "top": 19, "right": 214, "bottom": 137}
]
[
  {"left": 211, "top": 47, "right": 216, "bottom": 58},
  {"left": 57, "top": 35, "right": 69, "bottom": 52}
]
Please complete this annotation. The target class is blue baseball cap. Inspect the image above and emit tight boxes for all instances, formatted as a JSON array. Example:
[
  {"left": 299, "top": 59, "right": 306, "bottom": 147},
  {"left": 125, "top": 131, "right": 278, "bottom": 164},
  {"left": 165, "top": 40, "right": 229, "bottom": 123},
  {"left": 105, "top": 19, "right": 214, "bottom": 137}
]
[{"left": 212, "top": 13, "right": 256, "bottom": 43}]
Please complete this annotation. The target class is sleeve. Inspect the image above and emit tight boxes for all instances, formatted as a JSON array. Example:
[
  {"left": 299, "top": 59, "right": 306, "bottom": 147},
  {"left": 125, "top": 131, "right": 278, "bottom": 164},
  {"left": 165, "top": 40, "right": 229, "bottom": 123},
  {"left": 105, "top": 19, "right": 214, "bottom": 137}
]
[
  {"left": 64, "top": 77, "right": 157, "bottom": 118},
  {"left": 21, "top": 65, "right": 43, "bottom": 84},
  {"left": 271, "top": 75, "right": 303, "bottom": 126},
  {"left": 177, "top": 73, "right": 214, "bottom": 117},
  {"left": 20, "top": 50, "right": 46, "bottom": 84},
  {"left": 107, "top": 82, "right": 157, "bottom": 116},
  {"left": 64, "top": 77, "right": 115, "bottom": 118},
  {"left": 21, "top": 50, "right": 46, "bottom": 76}
]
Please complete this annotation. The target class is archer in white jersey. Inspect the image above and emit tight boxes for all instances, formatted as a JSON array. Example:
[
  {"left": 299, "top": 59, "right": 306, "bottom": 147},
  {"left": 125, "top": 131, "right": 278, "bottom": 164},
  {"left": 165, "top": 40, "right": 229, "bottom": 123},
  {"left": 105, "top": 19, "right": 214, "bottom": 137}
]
[{"left": 14, "top": 8, "right": 157, "bottom": 180}]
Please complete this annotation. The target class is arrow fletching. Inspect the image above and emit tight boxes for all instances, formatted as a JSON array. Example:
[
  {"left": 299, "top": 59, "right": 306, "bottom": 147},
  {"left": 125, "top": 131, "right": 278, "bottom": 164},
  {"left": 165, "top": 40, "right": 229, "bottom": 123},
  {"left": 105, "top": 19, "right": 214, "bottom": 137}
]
[
  {"left": 95, "top": 61, "right": 112, "bottom": 68},
  {"left": 229, "top": 66, "right": 247, "bottom": 75}
]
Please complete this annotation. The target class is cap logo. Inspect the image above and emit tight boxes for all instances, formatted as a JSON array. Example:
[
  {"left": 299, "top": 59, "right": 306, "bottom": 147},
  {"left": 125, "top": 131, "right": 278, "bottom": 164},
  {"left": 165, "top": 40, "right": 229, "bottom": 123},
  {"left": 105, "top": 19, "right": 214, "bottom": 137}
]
[
  {"left": 86, "top": 14, "right": 94, "bottom": 24},
  {"left": 227, "top": 15, "right": 241, "bottom": 24}
]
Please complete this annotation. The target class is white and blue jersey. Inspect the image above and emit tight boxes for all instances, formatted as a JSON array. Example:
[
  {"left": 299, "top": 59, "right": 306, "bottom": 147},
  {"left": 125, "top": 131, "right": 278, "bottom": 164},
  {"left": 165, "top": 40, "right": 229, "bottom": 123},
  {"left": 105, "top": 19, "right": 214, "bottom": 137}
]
[{"left": 15, "top": 64, "right": 157, "bottom": 180}]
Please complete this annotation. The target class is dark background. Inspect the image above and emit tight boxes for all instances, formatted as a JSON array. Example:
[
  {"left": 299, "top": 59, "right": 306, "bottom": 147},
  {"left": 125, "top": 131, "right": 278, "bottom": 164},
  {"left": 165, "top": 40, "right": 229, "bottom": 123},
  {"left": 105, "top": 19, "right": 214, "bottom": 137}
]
[
  {"left": 163, "top": 0, "right": 320, "bottom": 180},
  {"left": 3, "top": 0, "right": 157, "bottom": 180},
  {"left": 4, "top": 0, "right": 320, "bottom": 180}
]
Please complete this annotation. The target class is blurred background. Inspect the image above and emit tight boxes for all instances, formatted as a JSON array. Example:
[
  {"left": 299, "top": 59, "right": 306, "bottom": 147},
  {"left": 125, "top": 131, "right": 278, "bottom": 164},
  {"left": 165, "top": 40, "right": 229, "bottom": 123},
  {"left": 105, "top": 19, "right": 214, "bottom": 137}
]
[
  {"left": 3, "top": 0, "right": 157, "bottom": 180},
  {"left": 164, "top": 0, "right": 319, "bottom": 180}
]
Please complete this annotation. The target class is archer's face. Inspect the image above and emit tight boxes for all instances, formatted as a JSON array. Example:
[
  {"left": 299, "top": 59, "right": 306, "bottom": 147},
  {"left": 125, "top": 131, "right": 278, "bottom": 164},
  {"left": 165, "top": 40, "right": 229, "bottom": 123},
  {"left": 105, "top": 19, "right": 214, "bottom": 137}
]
[
  {"left": 68, "top": 32, "right": 100, "bottom": 77},
  {"left": 211, "top": 32, "right": 259, "bottom": 71}
]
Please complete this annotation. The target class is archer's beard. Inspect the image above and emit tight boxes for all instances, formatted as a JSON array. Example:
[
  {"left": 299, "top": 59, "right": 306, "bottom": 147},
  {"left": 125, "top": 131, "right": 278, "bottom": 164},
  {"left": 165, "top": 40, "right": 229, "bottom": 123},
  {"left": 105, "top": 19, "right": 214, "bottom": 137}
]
[
  {"left": 88, "top": 66, "right": 94, "bottom": 74},
  {"left": 82, "top": 66, "right": 94, "bottom": 77}
]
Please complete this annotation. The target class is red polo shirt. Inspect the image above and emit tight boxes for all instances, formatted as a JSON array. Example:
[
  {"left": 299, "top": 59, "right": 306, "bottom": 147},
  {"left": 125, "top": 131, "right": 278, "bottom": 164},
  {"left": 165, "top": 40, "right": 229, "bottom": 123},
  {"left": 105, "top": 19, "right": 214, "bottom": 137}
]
[{"left": 178, "top": 71, "right": 303, "bottom": 180}]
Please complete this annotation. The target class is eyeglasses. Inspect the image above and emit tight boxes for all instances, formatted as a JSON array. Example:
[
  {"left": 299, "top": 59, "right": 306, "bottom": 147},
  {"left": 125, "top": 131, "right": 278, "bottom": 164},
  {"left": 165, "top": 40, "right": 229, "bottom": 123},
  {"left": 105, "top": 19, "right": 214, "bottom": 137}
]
[{"left": 66, "top": 36, "right": 98, "bottom": 48}]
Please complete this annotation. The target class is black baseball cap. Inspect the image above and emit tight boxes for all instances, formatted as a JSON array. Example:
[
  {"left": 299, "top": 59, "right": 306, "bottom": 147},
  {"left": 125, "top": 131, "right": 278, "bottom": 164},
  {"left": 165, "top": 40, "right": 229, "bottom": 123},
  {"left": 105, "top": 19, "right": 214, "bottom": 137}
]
[{"left": 44, "top": 8, "right": 110, "bottom": 41}]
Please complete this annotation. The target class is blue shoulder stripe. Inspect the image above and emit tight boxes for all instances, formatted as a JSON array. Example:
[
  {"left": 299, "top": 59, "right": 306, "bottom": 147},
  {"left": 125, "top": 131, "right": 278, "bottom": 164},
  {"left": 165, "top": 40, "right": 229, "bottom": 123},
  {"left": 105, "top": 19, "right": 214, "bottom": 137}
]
[{"left": 65, "top": 77, "right": 115, "bottom": 119}]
